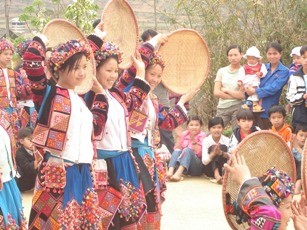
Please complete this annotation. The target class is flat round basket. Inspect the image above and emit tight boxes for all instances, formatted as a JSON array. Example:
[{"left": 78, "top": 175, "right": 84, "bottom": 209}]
[
  {"left": 42, "top": 19, "right": 95, "bottom": 94},
  {"left": 102, "top": 0, "right": 138, "bottom": 69},
  {"left": 222, "top": 131, "right": 296, "bottom": 230},
  {"left": 302, "top": 137, "right": 307, "bottom": 196},
  {"left": 158, "top": 29, "right": 210, "bottom": 95}
]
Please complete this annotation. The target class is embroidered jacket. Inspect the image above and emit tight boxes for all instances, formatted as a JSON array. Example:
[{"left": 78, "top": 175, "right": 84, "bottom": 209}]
[
  {"left": 237, "top": 178, "right": 281, "bottom": 229},
  {"left": 117, "top": 42, "right": 188, "bottom": 133},
  {"left": 174, "top": 130, "right": 206, "bottom": 158},
  {"left": 22, "top": 36, "right": 108, "bottom": 155},
  {"left": 86, "top": 34, "right": 151, "bottom": 149},
  {"left": 0, "top": 67, "right": 31, "bottom": 108},
  {"left": 0, "top": 109, "right": 17, "bottom": 182}
]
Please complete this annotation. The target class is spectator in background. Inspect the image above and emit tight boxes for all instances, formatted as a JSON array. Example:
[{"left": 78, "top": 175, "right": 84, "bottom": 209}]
[
  {"left": 15, "top": 127, "right": 42, "bottom": 192},
  {"left": 289, "top": 46, "right": 302, "bottom": 76},
  {"left": 166, "top": 116, "right": 206, "bottom": 182},
  {"left": 246, "top": 42, "right": 289, "bottom": 130},
  {"left": 228, "top": 109, "right": 260, "bottom": 152},
  {"left": 268, "top": 105, "right": 292, "bottom": 147},
  {"left": 202, "top": 117, "right": 230, "bottom": 184},
  {"left": 214, "top": 45, "right": 245, "bottom": 129},
  {"left": 286, "top": 45, "right": 307, "bottom": 130}
]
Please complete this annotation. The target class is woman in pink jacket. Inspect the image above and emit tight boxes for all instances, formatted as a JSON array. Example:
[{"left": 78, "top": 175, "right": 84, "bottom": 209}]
[{"left": 166, "top": 116, "right": 206, "bottom": 181}]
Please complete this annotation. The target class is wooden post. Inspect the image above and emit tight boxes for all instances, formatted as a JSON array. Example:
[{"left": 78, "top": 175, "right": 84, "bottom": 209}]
[
  {"left": 5, "top": 0, "right": 10, "bottom": 38},
  {"left": 154, "top": 0, "right": 157, "bottom": 31}
]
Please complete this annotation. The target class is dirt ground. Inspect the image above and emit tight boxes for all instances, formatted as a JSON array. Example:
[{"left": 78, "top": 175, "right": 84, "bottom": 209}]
[{"left": 22, "top": 175, "right": 295, "bottom": 230}]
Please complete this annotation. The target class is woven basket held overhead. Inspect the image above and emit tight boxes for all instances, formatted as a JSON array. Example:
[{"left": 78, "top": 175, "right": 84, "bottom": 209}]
[
  {"left": 302, "top": 137, "right": 307, "bottom": 196},
  {"left": 158, "top": 29, "right": 210, "bottom": 95},
  {"left": 42, "top": 19, "right": 95, "bottom": 94},
  {"left": 222, "top": 131, "right": 296, "bottom": 230},
  {"left": 102, "top": 0, "right": 139, "bottom": 69}
]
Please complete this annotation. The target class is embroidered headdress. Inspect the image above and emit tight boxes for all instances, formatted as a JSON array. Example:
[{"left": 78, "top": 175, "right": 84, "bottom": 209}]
[
  {"left": 16, "top": 40, "right": 31, "bottom": 57},
  {"left": 94, "top": 42, "right": 123, "bottom": 67},
  {"left": 149, "top": 52, "right": 165, "bottom": 69},
  {"left": 47, "top": 39, "right": 92, "bottom": 76},
  {"left": 0, "top": 38, "right": 14, "bottom": 53},
  {"left": 260, "top": 167, "right": 294, "bottom": 207}
]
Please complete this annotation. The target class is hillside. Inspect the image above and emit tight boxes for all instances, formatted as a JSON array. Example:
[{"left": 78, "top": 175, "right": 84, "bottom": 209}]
[{"left": 0, "top": 0, "right": 176, "bottom": 36}]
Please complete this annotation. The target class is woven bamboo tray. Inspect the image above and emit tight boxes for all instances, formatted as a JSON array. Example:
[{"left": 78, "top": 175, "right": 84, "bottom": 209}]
[
  {"left": 158, "top": 29, "right": 210, "bottom": 95},
  {"left": 43, "top": 19, "right": 95, "bottom": 94},
  {"left": 222, "top": 131, "right": 296, "bottom": 230},
  {"left": 102, "top": 0, "right": 138, "bottom": 69}
]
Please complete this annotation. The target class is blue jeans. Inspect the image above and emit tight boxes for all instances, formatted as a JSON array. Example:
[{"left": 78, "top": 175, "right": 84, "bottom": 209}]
[{"left": 169, "top": 148, "right": 203, "bottom": 176}]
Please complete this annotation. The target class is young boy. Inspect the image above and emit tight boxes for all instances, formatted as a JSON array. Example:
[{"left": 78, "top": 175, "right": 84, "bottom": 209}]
[
  {"left": 291, "top": 124, "right": 307, "bottom": 194},
  {"left": 286, "top": 45, "right": 307, "bottom": 130},
  {"left": 229, "top": 109, "right": 260, "bottom": 152},
  {"left": 289, "top": 46, "right": 302, "bottom": 76},
  {"left": 15, "top": 127, "right": 42, "bottom": 192},
  {"left": 268, "top": 105, "right": 292, "bottom": 146}
]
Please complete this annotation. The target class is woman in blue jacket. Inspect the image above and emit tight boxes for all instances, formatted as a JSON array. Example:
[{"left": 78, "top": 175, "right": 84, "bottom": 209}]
[{"left": 246, "top": 42, "right": 289, "bottom": 130}]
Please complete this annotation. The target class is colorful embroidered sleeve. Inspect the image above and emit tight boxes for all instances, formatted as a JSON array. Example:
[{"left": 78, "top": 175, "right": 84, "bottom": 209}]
[
  {"left": 22, "top": 36, "right": 47, "bottom": 111},
  {"left": 158, "top": 104, "right": 188, "bottom": 131},
  {"left": 112, "top": 78, "right": 150, "bottom": 112},
  {"left": 117, "top": 43, "right": 154, "bottom": 91},
  {"left": 15, "top": 70, "right": 32, "bottom": 100},
  {"left": 83, "top": 91, "right": 109, "bottom": 141},
  {"left": 90, "top": 93, "right": 109, "bottom": 140},
  {"left": 238, "top": 178, "right": 281, "bottom": 229}
]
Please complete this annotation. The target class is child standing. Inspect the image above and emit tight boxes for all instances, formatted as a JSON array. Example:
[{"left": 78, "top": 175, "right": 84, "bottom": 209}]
[
  {"left": 291, "top": 125, "right": 307, "bottom": 195},
  {"left": 15, "top": 127, "right": 42, "bottom": 192},
  {"left": 286, "top": 45, "right": 307, "bottom": 129},
  {"left": 289, "top": 46, "right": 302, "bottom": 76},
  {"left": 229, "top": 109, "right": 260, "bottom": 152},
  {"left": 202, "top": 117, "right": 230, "bottom": 184},
  {"left": 0, "top": 110, "right": 27, "bottom": 229},
  {"left": 239, "top": 46, "right": 267, "bottom": 112},
  {"left": 166, "top": 116, "right": 206, "bottom": 182},
  {"left": 268, "top": 105, "right": 292, "bottom": 146}
]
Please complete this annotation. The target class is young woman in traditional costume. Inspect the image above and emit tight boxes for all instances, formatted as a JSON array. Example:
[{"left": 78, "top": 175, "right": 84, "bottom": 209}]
[
  {"left": 117, "top": 33, "right": 198, "bottom": 228},
  {"left": 0, "top": 109, "right": 27, "bottom": 229},
  {"left": 0, "top": 38, "right": 32, "bottom": 138},
  {"left": 86, "top": 25, "right": 150, "bottom": 229},
  {"left": 22, "top": 35, "right": 108, "bottom": 229}
]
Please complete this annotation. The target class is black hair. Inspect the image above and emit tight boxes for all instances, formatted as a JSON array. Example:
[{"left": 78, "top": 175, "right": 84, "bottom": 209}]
[
  {"left": 18, "top": 127, "right": 33, "bottom": 139},
  {"left": 294, "top": 124, "right": 307, "bottom": 134},
  {"left": 300, "top": 45, "right": 307, "bottom": 56},
  {"left": 97, "top": 55, "right": 119, "bottom": 69},
  {"left": 208, "top": 117, "right": 224, "bottom": 129},
  {"left": 236, "top": 109, "right": 254, "bottom": 121},
  {"left": 92, "top": 19, "right": 101, "bottom": 29},
  {"left": 141, "top": 29, "right": 158, "bottom": 42},
  {"left": 59, "top": 52, "right": 87, "bottom": 74},
  {"left": 268, "top": 105, "right": 286, "bottom": 118},
  {"left": 226, "top": 45, "right": 242, "bottom": 55},
  {"left": 266, "top": 42, "right": 282, "bottom": 53},
  {"left": 187, "top": 115, "right": 203, "bottom": 126}
]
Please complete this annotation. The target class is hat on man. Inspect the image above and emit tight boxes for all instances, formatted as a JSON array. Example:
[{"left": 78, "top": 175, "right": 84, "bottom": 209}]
[{"left": 290, "top": 46, "right": 302, "bottom": 57}]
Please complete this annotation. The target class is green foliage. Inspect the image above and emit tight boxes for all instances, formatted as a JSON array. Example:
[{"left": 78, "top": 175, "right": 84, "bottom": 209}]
[
  {"left": 65, "top": 0, "right": 99, "bottom": 34},
  {"left": 160, "top": 0, "right": 307, "bottom": 125},
  {"left": 18, "top": 0, "right": 99, "bottom": 34}
]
